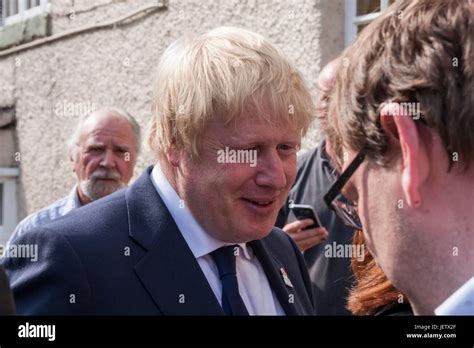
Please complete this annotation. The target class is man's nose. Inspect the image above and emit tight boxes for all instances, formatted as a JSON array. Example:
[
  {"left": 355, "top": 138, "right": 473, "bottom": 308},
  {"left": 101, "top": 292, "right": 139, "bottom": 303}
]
[
  {"left": 254, "top": 149, "right": 287, "bottom": 190},
  {"left": 99, "top": 149, "right": 116, "bottom": 169}
]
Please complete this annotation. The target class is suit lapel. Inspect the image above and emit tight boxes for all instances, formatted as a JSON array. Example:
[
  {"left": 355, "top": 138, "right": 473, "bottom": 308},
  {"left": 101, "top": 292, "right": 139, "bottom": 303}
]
[
  {"left": 249, "top": 239, "right": 301, "bottom": 315},
  {"left": 126, "top": 167, "right": 224, "bottom": 315}
]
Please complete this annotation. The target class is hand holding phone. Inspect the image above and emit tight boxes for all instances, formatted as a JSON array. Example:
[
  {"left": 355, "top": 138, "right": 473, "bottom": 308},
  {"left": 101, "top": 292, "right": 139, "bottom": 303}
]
[
  {"left": 289, "top": 204, "right": 322, "bottom": 230},
  {"left": 285, "top": 203, "right": 328, "bottom": 251}
]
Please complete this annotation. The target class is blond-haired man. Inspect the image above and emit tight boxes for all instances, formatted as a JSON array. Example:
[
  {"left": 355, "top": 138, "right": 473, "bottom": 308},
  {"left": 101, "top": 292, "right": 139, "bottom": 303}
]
[{"left": 3, "top": 27, "right": 316, "bottom": 315}]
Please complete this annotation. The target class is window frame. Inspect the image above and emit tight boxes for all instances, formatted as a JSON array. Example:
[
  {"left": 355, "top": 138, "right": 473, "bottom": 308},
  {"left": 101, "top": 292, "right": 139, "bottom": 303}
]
[
  {"left": 1, "top": 0, "right": 49, "bottom": 27},
  {"left": 0, "top": 167, "right": 18, "bottom": 244},
  {"left": 344, "top": 0, "right": 392, "bottom": 47}
]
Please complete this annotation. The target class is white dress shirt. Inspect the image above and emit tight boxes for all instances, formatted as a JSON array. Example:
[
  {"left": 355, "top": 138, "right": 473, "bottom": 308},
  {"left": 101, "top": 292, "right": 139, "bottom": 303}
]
[
  {"left": 435, "top": 277, "right": 474, "bottom": 315},
  {"left": 150, "top": 164, "right": 285, "bottom": 315}
]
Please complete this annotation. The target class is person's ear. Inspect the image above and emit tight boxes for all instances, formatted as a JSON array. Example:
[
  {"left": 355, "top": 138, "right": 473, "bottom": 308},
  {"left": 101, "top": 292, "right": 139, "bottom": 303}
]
[
  {"left": 69, "top": 150, "right": 76, "bottom": 172},
  {"left": 379, "top": 103, "right": 430, "bottom": 208},
  {"left": 166, "top": 147, "right": 181, "bottom": 167}
]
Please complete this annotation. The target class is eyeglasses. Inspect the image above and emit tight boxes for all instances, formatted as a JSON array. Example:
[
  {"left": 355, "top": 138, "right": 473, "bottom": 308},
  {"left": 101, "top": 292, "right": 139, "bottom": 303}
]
[
  {"left": 323, "top": 113, "right": 429, "bottom": 230},
  {"left": 323, "top": 148, "right": 366, "bottom": 230}
]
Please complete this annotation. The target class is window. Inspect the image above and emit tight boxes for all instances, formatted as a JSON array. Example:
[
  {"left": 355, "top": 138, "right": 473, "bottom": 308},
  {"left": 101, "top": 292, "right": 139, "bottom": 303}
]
[
  {"left": 1, "top": 0, "right": 49, "bottom": 27},
  {"left": 0, "top": 168, "right": 18, "bottom": 245},
  {"left": 344, "top": 0, "right": 396, "bottom": 47}
]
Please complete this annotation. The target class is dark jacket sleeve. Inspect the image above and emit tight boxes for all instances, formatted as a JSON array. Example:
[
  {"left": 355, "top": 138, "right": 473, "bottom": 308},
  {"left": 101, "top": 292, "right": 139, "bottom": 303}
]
[{"left": 0, "top": 228, "right": 92, "bottom": 315}]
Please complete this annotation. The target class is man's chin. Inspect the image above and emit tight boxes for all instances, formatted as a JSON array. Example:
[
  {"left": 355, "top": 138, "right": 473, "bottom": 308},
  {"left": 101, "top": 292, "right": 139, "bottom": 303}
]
[
  {"left": 89, "top": 181, "right": 123, "bottom": 200},
  {"left": 239, "top": 221, "right": 275, "bottom": 242}
]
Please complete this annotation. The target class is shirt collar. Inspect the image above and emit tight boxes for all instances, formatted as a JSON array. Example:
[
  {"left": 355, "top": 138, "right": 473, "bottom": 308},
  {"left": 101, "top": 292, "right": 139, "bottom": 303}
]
[
  {"left": 320, "top": 139, "right": 338, "bottom": 180},
  {"left": 150, "top": 164, "right": 253, "bottom": 260},
  {"left": 63, "top": 185, "right": 82, "bottom": 214}
]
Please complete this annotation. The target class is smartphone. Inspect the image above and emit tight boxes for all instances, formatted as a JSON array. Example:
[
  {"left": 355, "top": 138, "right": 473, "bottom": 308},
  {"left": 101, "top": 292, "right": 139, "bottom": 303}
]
[{"left": 290, "top": 204, "right": 322, "bottom": 230}]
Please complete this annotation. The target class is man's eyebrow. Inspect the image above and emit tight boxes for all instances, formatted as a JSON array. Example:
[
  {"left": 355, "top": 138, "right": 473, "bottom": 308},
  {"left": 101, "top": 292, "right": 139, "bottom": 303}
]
[{"left": 114, "top": 144, "right": 130, "bottom": 151}]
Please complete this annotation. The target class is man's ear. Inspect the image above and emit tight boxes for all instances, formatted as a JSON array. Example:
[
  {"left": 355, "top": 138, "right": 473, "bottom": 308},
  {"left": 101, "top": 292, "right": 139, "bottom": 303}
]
[
  {"left": 69, "top": 150, "right": 76, "bottom": 172},
  {"left": 379, "top": 103, "right": 429, "bottom": 208},
  {"left": 166, "top": 147, "right": 181, "bottom": 167}
]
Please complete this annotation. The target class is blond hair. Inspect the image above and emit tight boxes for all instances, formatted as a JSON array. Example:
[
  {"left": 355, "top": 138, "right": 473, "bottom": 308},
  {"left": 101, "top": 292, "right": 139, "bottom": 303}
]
[{"left": 148, "top": 26, "right": 315, "bottom": 158}]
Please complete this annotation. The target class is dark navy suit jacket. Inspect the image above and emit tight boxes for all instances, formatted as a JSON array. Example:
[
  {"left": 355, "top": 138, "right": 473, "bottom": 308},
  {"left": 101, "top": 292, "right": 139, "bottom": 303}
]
[{"left": 1, "top": 167, "right": 315, "bottom": 315}]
